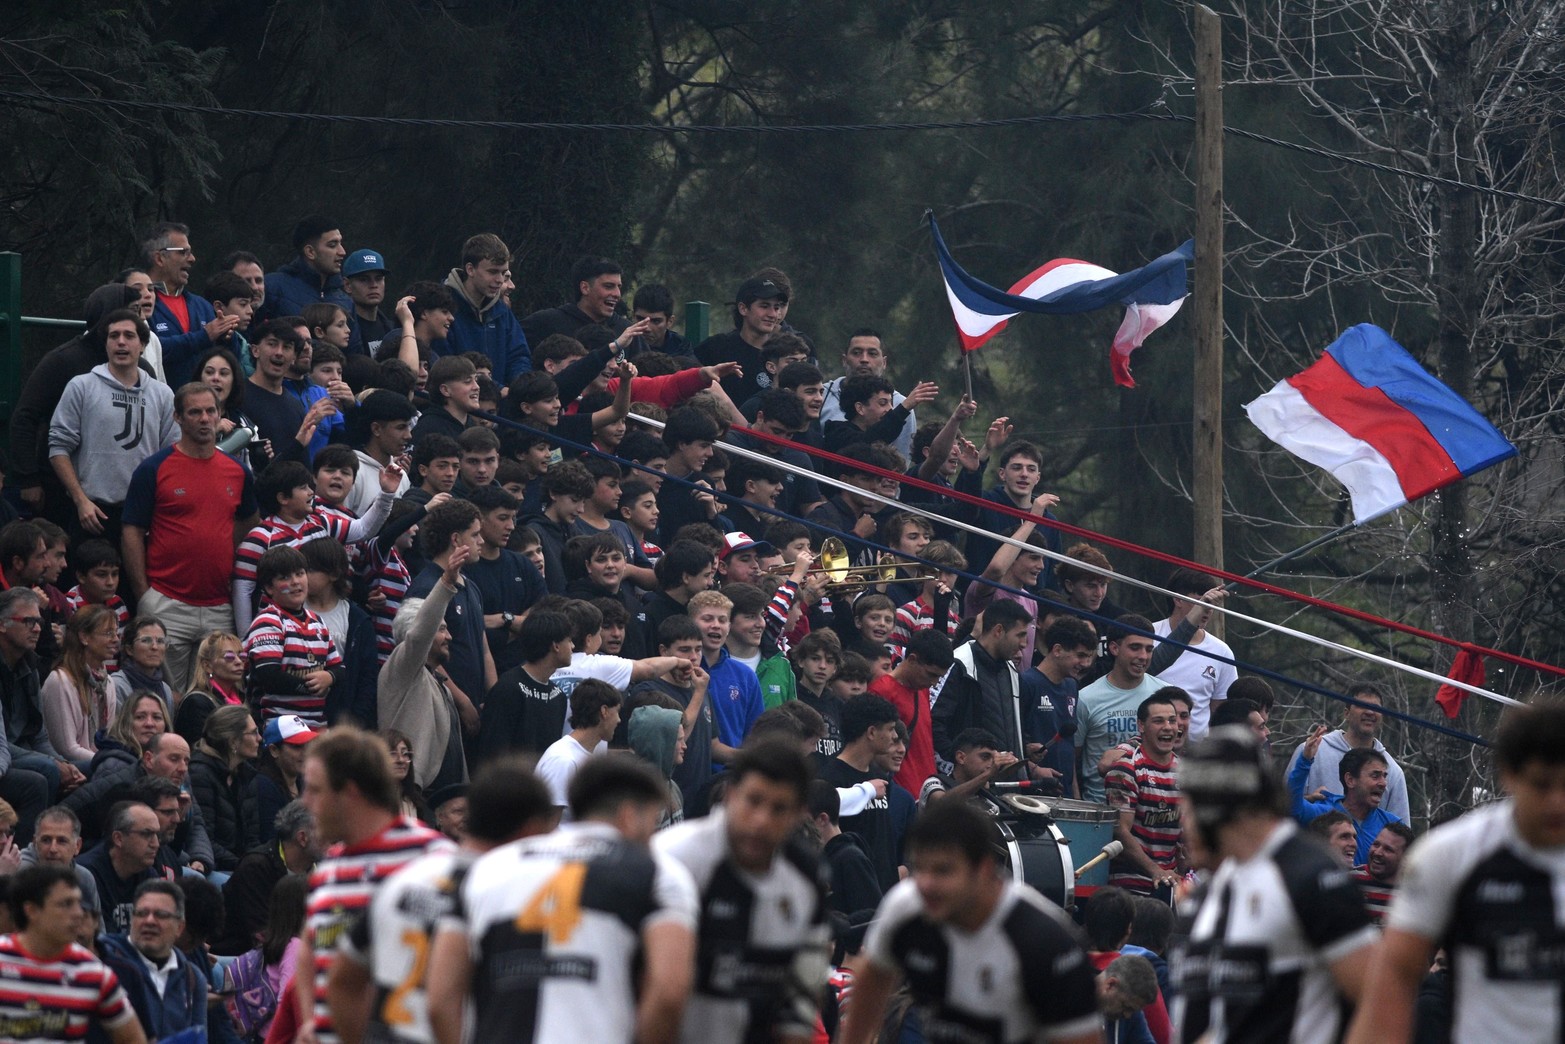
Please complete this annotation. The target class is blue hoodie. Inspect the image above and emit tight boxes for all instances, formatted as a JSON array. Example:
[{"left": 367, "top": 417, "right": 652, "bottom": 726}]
[
  {"left": 437, "top": 269, "right": 531, "bottom": 382},
  {"left": 702, "top": 646, "right": 765, "bottom": 751},
  {"left": 263, "top": 256, "right": 356, "bottom": 338}
]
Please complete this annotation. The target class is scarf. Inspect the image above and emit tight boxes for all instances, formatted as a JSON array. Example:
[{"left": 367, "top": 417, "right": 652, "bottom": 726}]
[{"left": 118, "top": 660, "right": 168, "bottom": 705}]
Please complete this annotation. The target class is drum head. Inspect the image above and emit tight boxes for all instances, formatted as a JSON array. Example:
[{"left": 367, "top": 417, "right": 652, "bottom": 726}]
[{"left": 1000, "top": 793, "right": 1054, "bottom": 818}]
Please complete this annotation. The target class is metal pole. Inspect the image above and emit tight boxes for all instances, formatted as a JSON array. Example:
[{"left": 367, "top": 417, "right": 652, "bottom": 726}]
[
  {"left": 684, "top": 300, "right": 710, "bottom": 346},
  {"left": 1193, "top": 4, "right": 1226, "bottom": 634},
  {"left": 0, "top": 252, "right": 21, "bottom": 428}
]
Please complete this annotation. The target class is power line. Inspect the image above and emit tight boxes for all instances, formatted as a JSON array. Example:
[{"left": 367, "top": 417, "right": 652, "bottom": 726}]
[{"left": 2, "top": 88, "right": 1559, "bottom": 210}]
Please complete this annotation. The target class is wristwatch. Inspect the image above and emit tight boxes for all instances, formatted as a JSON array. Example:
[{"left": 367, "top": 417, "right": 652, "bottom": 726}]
[{"left": 502, "top": 612, "right": 516, "bottom": 626}]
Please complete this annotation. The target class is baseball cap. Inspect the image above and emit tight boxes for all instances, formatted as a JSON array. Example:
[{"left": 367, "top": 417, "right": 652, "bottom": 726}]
[
  {"left": 263, "top": 715, "right": 320, "bottom": 747},
  {"left": 720, "top": 531, "right": 776, "bottom": 560},
  {"left": 342, "top": 249, "right": 387, "bottom": 278},
  {"left": 736, "top": 277, "right": 788, "bottom": 304}
]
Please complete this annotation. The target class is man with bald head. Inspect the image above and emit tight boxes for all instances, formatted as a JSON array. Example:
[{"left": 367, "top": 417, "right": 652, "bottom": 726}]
[{"left": 63, "top": 732, "right": 214, "bottom": 875}]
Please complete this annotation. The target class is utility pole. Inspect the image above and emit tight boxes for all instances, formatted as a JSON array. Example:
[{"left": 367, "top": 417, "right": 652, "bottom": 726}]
[{"left": 1193, "top": 4, "right": 1225, "bottom": 635}]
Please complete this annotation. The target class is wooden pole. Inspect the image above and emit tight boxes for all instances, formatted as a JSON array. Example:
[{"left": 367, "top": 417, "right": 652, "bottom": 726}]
[{"left": 1192, "top": 5, "right": 1225, "bottom": 636}]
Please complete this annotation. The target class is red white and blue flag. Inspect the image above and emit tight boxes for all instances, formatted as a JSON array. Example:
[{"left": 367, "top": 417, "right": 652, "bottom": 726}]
[
  {"left": 928, "top": 212, "right": 1194, "bottom": 386},
  {"left": 1245, "top": 324, "right": 1517, "bottom": 524}
]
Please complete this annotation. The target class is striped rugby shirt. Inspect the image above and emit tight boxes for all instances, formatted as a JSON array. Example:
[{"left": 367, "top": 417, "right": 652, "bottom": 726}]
[
  {"left": 0, "top": 935, "right": 135, "bottom": 1041},
  {"left": 243, "top": 602, "right": 342, "bottom": 725},
  {"left": 1350, "top": 866, "right": 1396, "bottom": 926},
  {"left": 1105, "top": 748, "right": 1181, "bottom": 892},
  {"left": 306, "top": 816, "right": 451, "bottom": 1044}
]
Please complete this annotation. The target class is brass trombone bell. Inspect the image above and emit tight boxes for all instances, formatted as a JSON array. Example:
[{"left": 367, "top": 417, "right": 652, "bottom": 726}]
[{"left": 769, "top": 537, "right": 940, "bottom": 592}]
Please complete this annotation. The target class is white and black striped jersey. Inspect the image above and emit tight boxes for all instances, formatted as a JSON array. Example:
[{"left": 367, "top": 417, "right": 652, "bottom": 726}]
[
  {"left": 653, "top": 810, "right": 832, "bottom": 1044},
  {"left": 1388, "top": 799, "right": 1565, "bottom": 1043},
  {"left": 1172, "top": 820, "right": 1377, "bottom": 1044},
  {"left": 454, "top": 822, "right": 699, "bottom": 1044},
  {"left": 343, "top": 848, "right": 467, "bottom": 1044},
  {"left": 863, "top": 877, "right": 1102, "bottom": 1044}
]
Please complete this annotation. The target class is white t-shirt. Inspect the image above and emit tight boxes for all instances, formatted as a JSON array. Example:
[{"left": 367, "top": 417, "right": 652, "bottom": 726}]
[
  {"left": 550, "top": 652, "right": 637, "bottom": 736},
  {"left": 1152, "top": 619, "right": 1236, "bottom": 740},
  {"left": 536, "top": 734, "right": 605, "bottom": 821}
]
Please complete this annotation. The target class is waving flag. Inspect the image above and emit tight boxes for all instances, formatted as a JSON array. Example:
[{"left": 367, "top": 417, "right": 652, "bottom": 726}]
[
  {"left": 928, "top": 212, "right": 1194, "bottom": 387},
  {"left": 1245, "top": 324, "right": 1517, "bottom": 524}
]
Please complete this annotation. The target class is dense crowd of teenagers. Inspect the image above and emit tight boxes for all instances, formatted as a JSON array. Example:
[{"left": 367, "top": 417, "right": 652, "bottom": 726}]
[{"left": 0, "top": 215, "right": 1554, "bottom": 1043}]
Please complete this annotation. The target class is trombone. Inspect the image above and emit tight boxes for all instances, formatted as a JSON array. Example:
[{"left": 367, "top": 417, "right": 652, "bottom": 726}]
[{"left": 775, "top": 537, "right": 941, "bottom": 593}]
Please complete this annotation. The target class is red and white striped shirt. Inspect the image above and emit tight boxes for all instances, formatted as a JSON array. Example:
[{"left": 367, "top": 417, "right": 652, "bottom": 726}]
[
  {"left": 1105, "top": 750, "right": 1181, "bottom": 893},
  {"left": 233, "top": 510, "right": 352, "bottom": 584},
  {"left": 0, "top": 934, "right": 135, "bottom": 1041},
  {"left": 244, "top": 602, "right": 342, "bottom": 725},
  {"left": 890, "top": 594, "right": 962, "bottom": 664},
  {"left": 306, "top": 817, "right": 452, "bottom": 1044},
  {"left": 1351, "top": 866, "right": 1397, "bottom": 926}
]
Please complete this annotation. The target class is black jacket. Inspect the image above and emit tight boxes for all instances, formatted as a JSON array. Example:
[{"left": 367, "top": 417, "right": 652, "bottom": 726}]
[
  {"left": 324, "top": 600, "right": 379, "bottom": 729},
  {"left": 823, "top": 831, "right": 883, "bottom": 919},
  {"left": 187, "top": 750, "right": 258, "bottom": 872},
  {"left": 215, "top": 842, "right": 289, "bottom": 956},
  {"left": 931, "top": 639, "right": 1024, "bottom": 763}
]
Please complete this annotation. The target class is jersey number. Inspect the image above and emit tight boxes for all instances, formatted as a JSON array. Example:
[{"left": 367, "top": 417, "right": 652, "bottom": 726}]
[
  {"left": 514, "top": 863, "right": 587, "bottom": 944},
  {"left": 381, "top": 929, "right": 431, "bottom": 1027}
]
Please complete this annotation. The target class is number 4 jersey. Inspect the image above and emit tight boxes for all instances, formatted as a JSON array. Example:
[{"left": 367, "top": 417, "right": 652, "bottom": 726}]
[{"left": 453, "top": 822, "right": 699, "bottom": 1043}]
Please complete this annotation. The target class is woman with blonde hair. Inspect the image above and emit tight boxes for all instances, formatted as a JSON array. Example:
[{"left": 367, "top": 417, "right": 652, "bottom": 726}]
[
  {"left": 41, "top": 605, "right": 119, "bottom": 767},
  {"left": 189, "top": 704, "right": 262, "bottom": 874},
  {"left": 177, "top": 631, "right": 245, "bottom": 746}
]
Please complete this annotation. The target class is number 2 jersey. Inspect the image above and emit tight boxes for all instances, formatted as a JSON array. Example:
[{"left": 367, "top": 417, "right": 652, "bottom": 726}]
[
  {"left": 343, "top": 848, "right": 467, "bottom": 1044},
  {"left": 454, "top": 821, "right": 699, "bottom": 1043}
]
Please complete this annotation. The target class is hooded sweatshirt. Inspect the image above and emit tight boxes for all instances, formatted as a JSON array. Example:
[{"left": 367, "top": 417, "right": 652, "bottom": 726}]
[
  {"left": 628, "top": 704, "right": 685, "bottom": 828},
  {"left": 1285, "top": 729, "right": 1410, "bottom": 822},
  {"left": 439, "top": 269, "right": 530, "bottom": 382},
  {"left": 47, "top": 364, "right": 177, "bottom": 504},
  {"left": 10, "top": 284, "right": 142, "bottom": 490}
]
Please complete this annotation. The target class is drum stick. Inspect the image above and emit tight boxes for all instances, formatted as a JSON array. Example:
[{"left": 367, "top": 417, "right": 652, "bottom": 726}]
[{"left": 1073, "top": 840, "right": 1125, "bottom": 879}]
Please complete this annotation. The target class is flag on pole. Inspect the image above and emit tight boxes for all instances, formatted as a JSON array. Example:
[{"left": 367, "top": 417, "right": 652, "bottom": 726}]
[
  {"left": 1245, "top": 324, "right": 1518, "bottom": 524},
  {"left": 927, "top": 212, "right": 1193, "bottom": 387}
]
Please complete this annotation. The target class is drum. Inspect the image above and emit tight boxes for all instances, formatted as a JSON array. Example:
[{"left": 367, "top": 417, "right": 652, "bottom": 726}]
[
  {"left": 1046, "top": 798, "right": 1120, "bottom": 887},
  {"left": 991, "top": 806, "right": 1076, "bottom": 910}
]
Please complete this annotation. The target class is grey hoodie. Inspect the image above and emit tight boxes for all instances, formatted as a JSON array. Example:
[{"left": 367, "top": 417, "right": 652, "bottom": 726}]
[
  {"left": 1284, "top": 729, "right": 1410, "bottom": 821},
  {"left": 47, "top": 363, "right": 177, "bottom": 503}
]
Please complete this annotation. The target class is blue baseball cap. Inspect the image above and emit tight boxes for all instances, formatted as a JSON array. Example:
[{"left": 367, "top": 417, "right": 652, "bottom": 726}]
[{"left": 343, "top": 249, "right": 387, "bottom": 277}]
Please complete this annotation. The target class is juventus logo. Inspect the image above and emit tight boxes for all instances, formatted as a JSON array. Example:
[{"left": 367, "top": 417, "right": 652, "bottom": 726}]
[{"left": 111, "top": 392, "right": 146, "bottom": 450}]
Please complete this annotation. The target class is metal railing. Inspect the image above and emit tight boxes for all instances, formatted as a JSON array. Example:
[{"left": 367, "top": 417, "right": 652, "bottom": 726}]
[{"left": 0, "top": 252, "right": 86, "bottom": 426}]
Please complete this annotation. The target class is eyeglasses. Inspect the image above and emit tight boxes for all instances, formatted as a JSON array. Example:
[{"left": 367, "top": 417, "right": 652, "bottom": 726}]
[
  {"left": 220, "top": 651, "right": 245, "bottom": 661},
  {"left": 157, "top": 246, "right": 193, "bottom": 255},
  {"left": 123, "top": 828, "right": 161, "bottom": 841},
  {"left": 135, "top": 636, "right": 168, "bottom": 647},
  {"left": 6, "top": 616, "right": 41, "bottom": 629},
  {"left": 388, "top": 749, "right": 412, "bottom": 762},
  {"left": 132, "top": 908, "right": 178, "bottom": 922}
]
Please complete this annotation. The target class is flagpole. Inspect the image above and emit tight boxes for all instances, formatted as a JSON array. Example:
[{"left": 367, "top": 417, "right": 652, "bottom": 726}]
[
  {"left": 1225, "top": 521, "right": 1359, "bottom": 590},
  {"left": 962, "top": 349, "right": 974, "bottom": 401}
]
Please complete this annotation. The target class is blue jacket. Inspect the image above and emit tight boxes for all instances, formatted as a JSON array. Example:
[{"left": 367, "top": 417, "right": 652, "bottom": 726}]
[
  {"left": 1288, "top": 753, "right": 1402, "bottom": 864},
  {"left": 94, "top": 932, "right": 208, "bottom": 1043},
  {"left": 437, "top": 271, "right": 530, "bottom": 382},
  {"left": 263, "top": 256, "right": 355, "bottom": 332},
  {"left": 284, "top": 378, "right": 343, "bottom": 460},
  {"left": 151, "top": 290, "right": 219, "bottom": 386},
  {"left": 701, "top": 646, "right": 765, "bottom": 752}
]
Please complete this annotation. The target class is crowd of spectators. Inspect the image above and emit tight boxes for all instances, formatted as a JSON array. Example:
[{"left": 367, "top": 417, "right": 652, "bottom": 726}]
[{"left": 0, "top": 215, "right": 1507, "bottom": 1044}]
